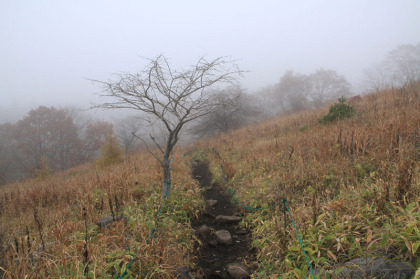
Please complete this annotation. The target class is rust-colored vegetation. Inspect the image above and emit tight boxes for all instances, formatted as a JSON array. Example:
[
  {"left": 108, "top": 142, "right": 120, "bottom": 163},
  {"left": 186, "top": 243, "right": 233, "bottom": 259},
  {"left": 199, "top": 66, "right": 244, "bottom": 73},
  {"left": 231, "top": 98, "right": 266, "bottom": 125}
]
[
  {"left": 0, "top": 152, "right": 204, "bottom": 278},
  {"left": 1, "top": 84, "right": 419, "bottom": 278},
  {"left": 195, "top": 83, "right": 419, "bottom": 277}
]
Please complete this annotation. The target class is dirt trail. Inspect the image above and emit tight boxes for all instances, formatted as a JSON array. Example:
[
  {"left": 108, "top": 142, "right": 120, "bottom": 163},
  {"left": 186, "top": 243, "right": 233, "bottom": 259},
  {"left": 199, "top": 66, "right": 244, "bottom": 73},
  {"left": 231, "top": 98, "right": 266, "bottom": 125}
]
[{"left": 191, "top": 160, "right": 255, "bottom": 279}]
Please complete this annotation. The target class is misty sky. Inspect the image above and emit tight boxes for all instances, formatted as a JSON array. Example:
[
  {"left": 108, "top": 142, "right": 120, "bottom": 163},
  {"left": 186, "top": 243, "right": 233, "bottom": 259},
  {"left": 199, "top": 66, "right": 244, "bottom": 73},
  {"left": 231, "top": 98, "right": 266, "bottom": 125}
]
[{"left": 1, "top": 0, "right": 419, "bottom": 123}]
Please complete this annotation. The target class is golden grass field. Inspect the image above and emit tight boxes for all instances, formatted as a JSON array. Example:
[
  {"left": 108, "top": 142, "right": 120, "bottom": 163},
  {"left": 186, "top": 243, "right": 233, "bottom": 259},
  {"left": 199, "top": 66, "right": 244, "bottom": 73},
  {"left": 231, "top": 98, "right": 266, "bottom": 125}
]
[{"left": 1, "top": 84, "right": 419, "bottom": 278}]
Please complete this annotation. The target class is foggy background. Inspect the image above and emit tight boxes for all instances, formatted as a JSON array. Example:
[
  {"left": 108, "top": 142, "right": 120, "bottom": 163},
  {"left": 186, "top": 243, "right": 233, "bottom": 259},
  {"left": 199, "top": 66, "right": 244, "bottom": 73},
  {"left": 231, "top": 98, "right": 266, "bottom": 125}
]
[{"left": 1, "top": 1, "right": 419, "bottom": 123}]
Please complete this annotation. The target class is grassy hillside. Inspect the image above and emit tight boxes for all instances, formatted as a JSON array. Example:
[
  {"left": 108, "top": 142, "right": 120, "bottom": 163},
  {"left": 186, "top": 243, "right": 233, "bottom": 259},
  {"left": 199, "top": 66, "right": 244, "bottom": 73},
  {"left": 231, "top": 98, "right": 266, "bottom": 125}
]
[
  {"left": 0, "top": 153, "right": 204, "bottom": 278},
  {"left": 1, "top": 84, "right": 419, "bottom": 278},
  {"left": 194, "top": 84, "right": 420, "bottom": 277}
]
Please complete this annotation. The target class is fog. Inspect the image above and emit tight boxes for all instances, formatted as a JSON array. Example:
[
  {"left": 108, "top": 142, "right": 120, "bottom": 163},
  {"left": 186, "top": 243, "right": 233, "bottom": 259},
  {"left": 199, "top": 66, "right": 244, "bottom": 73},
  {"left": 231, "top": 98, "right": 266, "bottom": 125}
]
[{"left": 1, "top": 0, "right": 419, "bottom": 123}]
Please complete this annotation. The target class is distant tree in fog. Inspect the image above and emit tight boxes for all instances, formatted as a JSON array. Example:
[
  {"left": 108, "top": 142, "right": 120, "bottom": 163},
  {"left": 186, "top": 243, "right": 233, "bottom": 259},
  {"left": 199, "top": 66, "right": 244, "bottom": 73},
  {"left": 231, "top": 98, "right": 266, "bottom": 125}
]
[
  {"left": 191, "top": 85, "right": 259, "bottom": 137},
  {"left": 362, "top": 62, "right": 390, "bottom": 92},
  {"left": 363, "top": 43, "right": 420, "bottom": 91},
  {"left": 308, "top": 69, "right": 351, "bottom": 108},
  {"left": 275, "top": 70, "right": 310, "bottom": 112},
  {"left": 386, "top": 43, "right": 420, "bottom": 85},
  {"left": 116, "top": 116, "right": 143, "bottom": 154},
  {"left": 256, "top": 69, "right": 351, "bottom": 117},
  {"left": 13, "top": 106, "right": 81, "bottom": 173}
]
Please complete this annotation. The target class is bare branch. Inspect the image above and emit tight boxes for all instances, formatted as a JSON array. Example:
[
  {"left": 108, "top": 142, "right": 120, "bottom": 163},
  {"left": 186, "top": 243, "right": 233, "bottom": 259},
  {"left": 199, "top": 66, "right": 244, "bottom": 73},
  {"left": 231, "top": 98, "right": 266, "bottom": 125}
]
[
  {"left": 131, "top": 132, "right": 162, "bottom": 164},
  {"left": 91, "top": 55, "right": 242, "bottom": 197},
  {"left": 149, "top": 133, "right": 164, "bottom": 154}
]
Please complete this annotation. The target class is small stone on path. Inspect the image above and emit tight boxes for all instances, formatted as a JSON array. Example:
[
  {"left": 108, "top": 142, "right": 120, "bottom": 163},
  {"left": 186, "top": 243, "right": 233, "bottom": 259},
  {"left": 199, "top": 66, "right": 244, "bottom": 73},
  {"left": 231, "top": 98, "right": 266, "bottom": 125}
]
[
  {"left": 196, "top": 224, "right": 211, "bottom": 235},
  {"left": 215, "top": 230, "right": 233, "bottom": 245},
  {"left": 226, "top": 263, "right": 251, "bottom": 279},
  {"left": 215, "top": 215, "right": 242, "bottom": 224},
  {"left": 206, "top": 199, "right": 218, "bottom": 207}
]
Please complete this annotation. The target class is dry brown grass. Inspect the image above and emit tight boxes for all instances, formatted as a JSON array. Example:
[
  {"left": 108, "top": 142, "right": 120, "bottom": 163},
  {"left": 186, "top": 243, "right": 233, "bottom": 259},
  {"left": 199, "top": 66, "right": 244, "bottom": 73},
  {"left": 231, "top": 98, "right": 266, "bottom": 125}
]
[
  {"left": 204, "top": 83, "right": 419, "bottom": 205},
  {"left": 0, "top": 151, "right": 203, "bottom": 278},
  {"left": 192, "top": 83, "right": 420, "bottom": 277},
  {"left": 1, "top": 84, "right": 419, "bottom": 278}
]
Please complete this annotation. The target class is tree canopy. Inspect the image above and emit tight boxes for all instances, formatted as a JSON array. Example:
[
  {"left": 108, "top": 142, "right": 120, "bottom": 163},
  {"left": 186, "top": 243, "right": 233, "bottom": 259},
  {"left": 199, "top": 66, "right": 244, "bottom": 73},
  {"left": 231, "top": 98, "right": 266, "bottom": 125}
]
[{"left": 93, "top": 55, "right": 243, "bottom": 197}]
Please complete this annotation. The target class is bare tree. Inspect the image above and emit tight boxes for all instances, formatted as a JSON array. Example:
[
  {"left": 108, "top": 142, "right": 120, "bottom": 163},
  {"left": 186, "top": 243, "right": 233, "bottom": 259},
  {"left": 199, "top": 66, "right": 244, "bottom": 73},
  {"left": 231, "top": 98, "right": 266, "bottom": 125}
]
[
  {"left": 308, "top": 69, "right": 351, "bottom": 108},
  {"left": 362, "top": 43, "right": 420, "bottom": 91},
  {"left": 385, "top": 43, "right": 420, "bottom": 86},
  {"left": 361, "top": 62, "right": 390, "bottom": 92},
  {"left": 273, "top": 69, "right": 351, "bottom": 112},
  {"left": 275, "top": 70, "right": 310, "bottom": 113},
  {"left": 92, "top": 55, "right": 242, "bottom": 197}
]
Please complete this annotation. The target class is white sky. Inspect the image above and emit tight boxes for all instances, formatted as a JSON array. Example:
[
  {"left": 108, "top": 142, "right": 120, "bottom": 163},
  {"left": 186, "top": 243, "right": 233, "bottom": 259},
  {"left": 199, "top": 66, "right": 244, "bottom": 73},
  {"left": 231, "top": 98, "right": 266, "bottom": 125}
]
[{"left": 1, "top": 0, "right": 419, "bottom": 122}]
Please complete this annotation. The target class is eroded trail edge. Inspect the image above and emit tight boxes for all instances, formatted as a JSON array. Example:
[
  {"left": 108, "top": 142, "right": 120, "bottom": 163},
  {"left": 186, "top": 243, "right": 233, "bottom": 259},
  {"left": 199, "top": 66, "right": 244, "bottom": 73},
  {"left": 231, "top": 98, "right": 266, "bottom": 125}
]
[{"left": 191, "top": 160, "right": 255, "bottom": 279}]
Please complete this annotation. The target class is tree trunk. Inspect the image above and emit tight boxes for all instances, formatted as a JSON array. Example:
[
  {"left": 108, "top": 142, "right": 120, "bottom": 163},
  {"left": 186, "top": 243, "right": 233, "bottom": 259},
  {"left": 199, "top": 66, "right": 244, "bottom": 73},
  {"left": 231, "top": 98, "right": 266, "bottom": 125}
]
[{"left": 161, "top": 152, "right": 172, "bottom": 199}]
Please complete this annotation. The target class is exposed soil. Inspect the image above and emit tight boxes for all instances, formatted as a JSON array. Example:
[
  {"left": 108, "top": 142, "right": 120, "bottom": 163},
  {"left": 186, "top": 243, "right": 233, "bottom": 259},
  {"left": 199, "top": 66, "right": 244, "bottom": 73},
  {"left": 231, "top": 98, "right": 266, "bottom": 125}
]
[{"left": 191, "top": 160, "right": 255, "bottom": 279}]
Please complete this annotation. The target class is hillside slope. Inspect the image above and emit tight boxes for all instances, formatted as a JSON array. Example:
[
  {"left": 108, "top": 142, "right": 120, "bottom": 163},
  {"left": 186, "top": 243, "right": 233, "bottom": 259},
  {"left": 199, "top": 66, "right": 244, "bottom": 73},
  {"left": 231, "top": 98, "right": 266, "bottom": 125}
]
[
  {"left": 0, "top": 84, "right": 419, "bottom": 278},
  {"left": 0, "top": 152, "right": 204, "bottom": 278},
  {"left": 192, "top": 84, "right": 419, "bottom": 277}
]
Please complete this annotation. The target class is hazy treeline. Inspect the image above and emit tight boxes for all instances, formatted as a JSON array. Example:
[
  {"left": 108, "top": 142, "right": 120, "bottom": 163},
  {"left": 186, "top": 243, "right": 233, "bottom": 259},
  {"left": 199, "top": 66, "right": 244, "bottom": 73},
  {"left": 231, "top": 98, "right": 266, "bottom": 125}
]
[
  {"left": 254, "top": 68, "right": 352, "bottom": 118},
  {"left": 192, "top": 43, "right": 420, "bottom": 136},
  {"left": 0, "top": 70, "right": 348, "bottom": 184},
  {"left": 191, "top": 68, "right": 352, "bottom": 137},
  {"left": 0, "top": 107, "right": 114, "bottom": 184},
  {"left": 0, "top": 43, "right": 418, "bottom": 185},
  {"left": 363, "top": 43, "right": 420, "bottom": 91}
]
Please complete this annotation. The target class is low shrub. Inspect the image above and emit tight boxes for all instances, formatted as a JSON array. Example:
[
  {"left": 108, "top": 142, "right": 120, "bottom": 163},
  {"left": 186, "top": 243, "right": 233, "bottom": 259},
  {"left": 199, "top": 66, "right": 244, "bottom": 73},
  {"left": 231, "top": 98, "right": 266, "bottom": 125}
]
[{"left": 319, "top": 97, "right": 355, "bottom": 124}]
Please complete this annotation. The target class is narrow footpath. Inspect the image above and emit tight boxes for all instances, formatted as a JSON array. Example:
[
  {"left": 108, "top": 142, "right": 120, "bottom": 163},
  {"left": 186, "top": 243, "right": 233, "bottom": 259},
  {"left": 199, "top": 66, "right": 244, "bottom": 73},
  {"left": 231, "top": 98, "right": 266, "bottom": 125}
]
[{"left": 191, "top": 160, "right": 255, "bottom": 279}]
